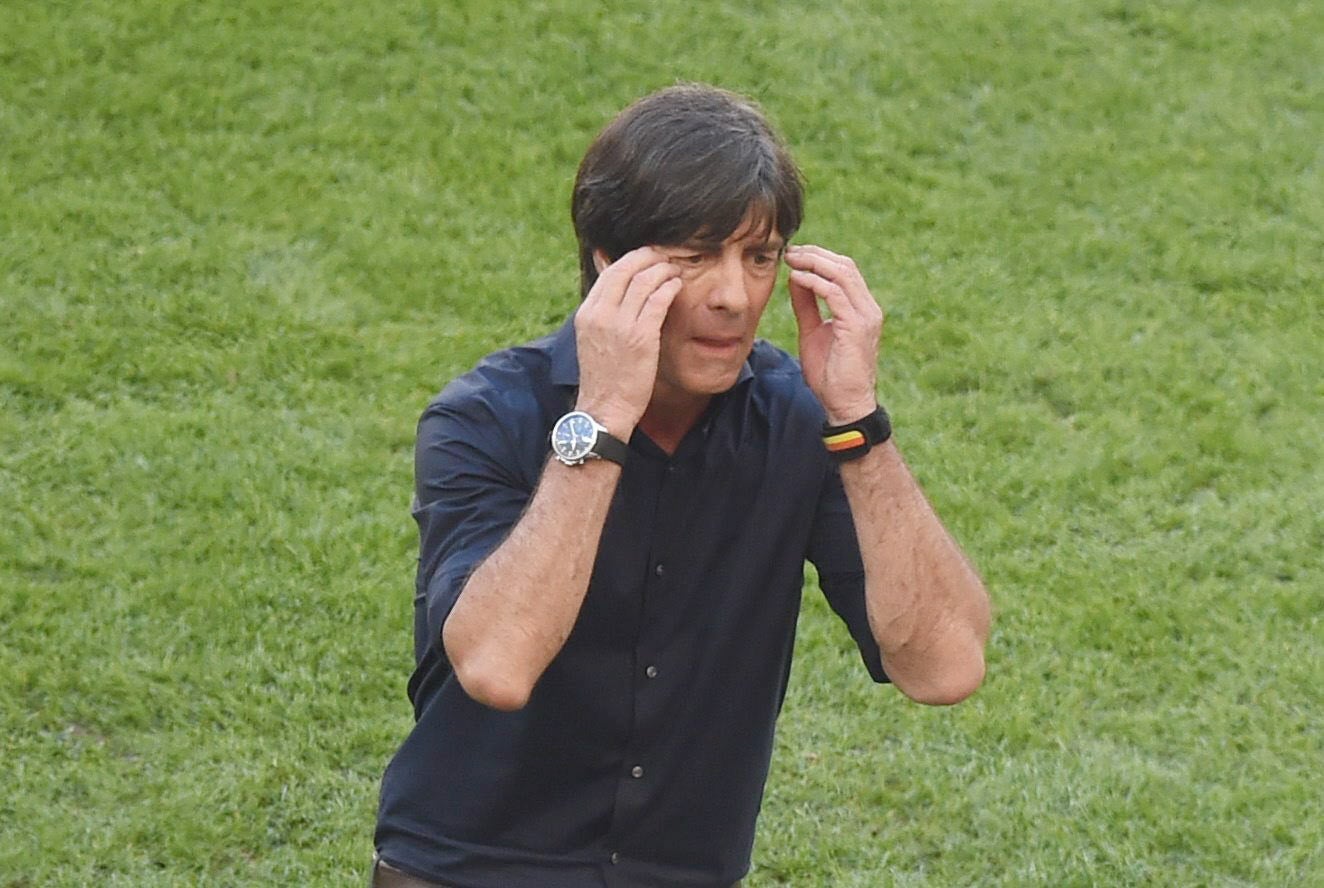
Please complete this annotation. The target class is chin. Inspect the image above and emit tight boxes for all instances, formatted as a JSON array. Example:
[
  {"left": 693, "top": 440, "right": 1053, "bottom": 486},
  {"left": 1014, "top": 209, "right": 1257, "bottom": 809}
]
[
  {"left": 659, "top": 353, "right": 748, "bottom": 401},
  {"left": 689, "top": 369, "right": 742, "bottom": 396}
]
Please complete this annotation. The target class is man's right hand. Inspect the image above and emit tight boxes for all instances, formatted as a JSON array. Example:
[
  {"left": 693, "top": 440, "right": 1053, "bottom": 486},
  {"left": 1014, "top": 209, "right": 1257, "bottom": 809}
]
[
  {"left": 573, "top": 247, "right": 681, "bottom": 438},
  {"left": 445, "top": 249, "right": 678, "bottom": 710}
]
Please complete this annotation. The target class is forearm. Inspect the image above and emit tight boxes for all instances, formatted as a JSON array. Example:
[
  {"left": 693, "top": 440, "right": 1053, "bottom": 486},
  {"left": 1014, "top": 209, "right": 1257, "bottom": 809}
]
[
  {"left": 440, "top": 248, "right": 680, "bottom": 711},
  {"left": 442, "top": 457, "right": 621, "bottom": 710},
  {"left": 839, "top": 440, "right": 990, "bottom": 705}
]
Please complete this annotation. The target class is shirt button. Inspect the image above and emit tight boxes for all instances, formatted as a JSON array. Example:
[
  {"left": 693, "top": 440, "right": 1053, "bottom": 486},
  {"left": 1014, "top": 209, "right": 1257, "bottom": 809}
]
[
  {"left": 610, "top": 851, "right": 620, "bottom": 864},
  {"left": 630, "top": 765, "right": 644, "bottom": 778},
  {"left": 645, "top": 665, "right": 658, "bottom": 679},
  {"left": 654, "top": 563, "right": 665, "bottom": 577}
]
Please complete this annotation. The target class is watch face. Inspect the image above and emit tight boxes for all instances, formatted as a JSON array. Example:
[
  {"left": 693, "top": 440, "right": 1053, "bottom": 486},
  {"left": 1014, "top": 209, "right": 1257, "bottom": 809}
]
[{"left": 552, "top": 412, "right": 597, "bottom": 462}]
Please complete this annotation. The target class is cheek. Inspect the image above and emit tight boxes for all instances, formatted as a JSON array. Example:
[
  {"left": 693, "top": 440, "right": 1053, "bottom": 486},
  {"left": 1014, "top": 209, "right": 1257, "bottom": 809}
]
[
  {"left": 659, "top": 284, "right": 699, "bottom": 330},
  {"left": 656, "top": 303, "right": 688, "bottom": 359},
  {"left": 748, "top": 277, "right": 777, "bottom": 317}
]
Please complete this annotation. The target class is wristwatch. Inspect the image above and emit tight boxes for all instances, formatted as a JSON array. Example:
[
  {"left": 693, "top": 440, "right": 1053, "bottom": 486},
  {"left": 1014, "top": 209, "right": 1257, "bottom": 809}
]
[{"left": 549, "top": 410, "right": 629, "bottom": 467}]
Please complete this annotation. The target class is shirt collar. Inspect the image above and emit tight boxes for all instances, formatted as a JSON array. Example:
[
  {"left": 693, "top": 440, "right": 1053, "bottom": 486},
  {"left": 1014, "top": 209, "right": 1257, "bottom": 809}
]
[{"left": 549, "top": 309, "right": 756, "bottom": 388}]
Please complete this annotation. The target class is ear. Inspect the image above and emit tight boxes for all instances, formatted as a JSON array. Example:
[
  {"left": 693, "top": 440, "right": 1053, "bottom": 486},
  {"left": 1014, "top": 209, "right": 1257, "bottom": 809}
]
[{"left": 592, "top": 250, "right": 610, "bottom": 273}]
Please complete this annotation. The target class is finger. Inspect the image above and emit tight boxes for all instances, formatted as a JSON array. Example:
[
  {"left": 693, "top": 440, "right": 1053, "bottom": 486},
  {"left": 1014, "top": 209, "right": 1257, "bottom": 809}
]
[
  {"left": 784, "top": 247, "right": 856, "bottom": 288},
  {"left": 785, "top": 246, "right": 876, "bottom": 315},
  {"left": 636, "top": 276, "right": 682, "bottom": 328},
  {"left": 784, "top": 246, "right": 851, "bottom": 287},
  {"left": 588, "top": 246, "right": 670, "bottom": 306},
  {"left": 620, "top": 260, "right": 681, "bottom": 313},
  {"left": 788, "top": 272, "right": 824, "bottom": 338},
  {"left": 786, "top": 243, "right": 851, "bottom": 267},
  {"left": 789, "top": 269, "right": 855, "bottom": 324}
]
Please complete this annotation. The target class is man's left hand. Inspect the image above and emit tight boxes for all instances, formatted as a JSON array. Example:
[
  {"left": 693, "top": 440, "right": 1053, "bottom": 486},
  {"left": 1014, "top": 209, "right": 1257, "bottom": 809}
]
[{"left": 785, "top": 245, "right": 884, "bottom": 425}]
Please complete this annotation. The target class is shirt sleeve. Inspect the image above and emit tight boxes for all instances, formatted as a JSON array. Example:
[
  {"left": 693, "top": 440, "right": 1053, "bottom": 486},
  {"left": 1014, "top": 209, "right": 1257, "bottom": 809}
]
[
  {"left": 805, "top": 465, "right": 889, "bottom": 683},
  {"left": 411, "top": 398, "right": 536, "bottom": 664}
]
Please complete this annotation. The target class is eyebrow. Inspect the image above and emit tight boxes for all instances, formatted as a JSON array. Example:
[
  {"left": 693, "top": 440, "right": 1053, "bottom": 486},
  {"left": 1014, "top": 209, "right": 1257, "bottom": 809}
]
[{"left": 745, "top": 239, "right": 786, "bottom": 256}]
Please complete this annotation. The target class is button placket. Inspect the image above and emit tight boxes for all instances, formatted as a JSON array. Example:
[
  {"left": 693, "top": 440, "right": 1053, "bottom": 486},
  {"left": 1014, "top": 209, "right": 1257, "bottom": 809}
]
[{"left": 604, "top": 455, "right": 677, "bottom": 868}]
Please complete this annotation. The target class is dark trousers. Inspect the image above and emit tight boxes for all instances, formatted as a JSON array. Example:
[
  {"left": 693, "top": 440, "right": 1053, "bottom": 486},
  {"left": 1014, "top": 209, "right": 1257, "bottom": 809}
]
[
  {"left": 371, "top": 856, "right": 456, "bottom": 888},
  {"left": 371, "top": 855, "right": 742, "bottom": 888}
]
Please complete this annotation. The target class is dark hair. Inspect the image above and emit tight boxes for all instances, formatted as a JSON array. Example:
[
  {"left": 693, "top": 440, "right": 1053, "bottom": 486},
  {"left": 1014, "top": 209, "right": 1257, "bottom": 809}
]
[{"left": 571, "top": 83, "right": 805, "bottom": 297}]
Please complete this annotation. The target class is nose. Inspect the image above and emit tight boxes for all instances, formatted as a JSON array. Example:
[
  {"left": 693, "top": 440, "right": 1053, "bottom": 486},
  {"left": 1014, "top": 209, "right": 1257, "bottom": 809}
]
[{"left": 706, "top": 252, "right": 749, "bottom": 313}]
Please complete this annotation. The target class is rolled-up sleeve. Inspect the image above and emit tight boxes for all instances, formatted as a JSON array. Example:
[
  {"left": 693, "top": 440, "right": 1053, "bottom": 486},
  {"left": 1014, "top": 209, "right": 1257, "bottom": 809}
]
[{"left": 411, "top": 399, "right": 535, "bottom": 664}]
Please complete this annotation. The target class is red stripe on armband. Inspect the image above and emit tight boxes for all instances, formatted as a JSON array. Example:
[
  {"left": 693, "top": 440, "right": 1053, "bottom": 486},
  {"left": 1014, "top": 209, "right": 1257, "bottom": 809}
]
[{"left": 823, "top": 430, "right": 867, "bottom": 452}]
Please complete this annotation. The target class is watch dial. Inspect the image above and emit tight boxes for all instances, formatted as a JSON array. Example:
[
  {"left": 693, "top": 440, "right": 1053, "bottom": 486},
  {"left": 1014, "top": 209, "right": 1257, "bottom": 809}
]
[{"left": 554, "top": 413, "right": 596, "bottom": 460}]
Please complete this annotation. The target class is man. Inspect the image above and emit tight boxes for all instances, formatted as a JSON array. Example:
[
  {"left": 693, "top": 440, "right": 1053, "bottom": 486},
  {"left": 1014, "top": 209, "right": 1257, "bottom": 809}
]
[{"left": 373, "top": 83, "right": 990, "bottom": 888}]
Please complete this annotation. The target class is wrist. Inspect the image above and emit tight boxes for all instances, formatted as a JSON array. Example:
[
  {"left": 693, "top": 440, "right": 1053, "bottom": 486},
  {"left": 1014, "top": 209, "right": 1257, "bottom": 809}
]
[
  {"left": 551, "top": 409, "right": 631, "bottom": 467},
  {"left": 823, "top": 401, "right": 880, "bottom": 427},
  {"left": 573, "top": 398, "right": 638, "bottom": 440},
  {"left": 822, "top": 404, "right": 891, "bottom": 463}
]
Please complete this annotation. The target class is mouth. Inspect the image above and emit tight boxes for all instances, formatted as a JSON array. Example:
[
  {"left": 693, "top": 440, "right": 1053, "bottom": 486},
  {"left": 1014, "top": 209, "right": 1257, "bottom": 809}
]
[{"left": 692, "top": 335, "right": 744, "bottom": 354}]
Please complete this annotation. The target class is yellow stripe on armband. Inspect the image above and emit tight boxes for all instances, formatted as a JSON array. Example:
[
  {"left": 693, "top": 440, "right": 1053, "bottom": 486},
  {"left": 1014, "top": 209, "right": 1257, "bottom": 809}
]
[{"left": 823, "top": 430, "right": 867, "bottom": 452}]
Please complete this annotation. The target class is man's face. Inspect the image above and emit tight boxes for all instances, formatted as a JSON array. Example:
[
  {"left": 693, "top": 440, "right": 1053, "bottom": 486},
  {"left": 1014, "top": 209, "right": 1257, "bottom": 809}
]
[{"left": 649, "top": 217, "right": 785, "bottom": 407}]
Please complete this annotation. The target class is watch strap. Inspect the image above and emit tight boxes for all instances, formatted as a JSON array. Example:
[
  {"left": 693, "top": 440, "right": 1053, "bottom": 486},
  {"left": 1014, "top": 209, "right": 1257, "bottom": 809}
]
[
  {"left": 822, "top": 405, "right": 891, "bottom": 463},
  {"left": 590, "top": 426, "right": 630, "bottom": 466}
]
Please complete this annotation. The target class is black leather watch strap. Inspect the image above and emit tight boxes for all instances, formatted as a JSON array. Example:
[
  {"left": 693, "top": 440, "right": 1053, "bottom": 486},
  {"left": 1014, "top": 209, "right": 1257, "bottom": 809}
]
[{"left": 591, "top": 428, "right": 630, "bottom": 466}]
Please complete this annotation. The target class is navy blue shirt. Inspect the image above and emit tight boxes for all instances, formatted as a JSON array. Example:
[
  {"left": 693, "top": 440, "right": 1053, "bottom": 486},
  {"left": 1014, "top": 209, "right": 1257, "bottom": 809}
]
[{"left": 376, "top": 317, "right": 886, "bottom": 888}]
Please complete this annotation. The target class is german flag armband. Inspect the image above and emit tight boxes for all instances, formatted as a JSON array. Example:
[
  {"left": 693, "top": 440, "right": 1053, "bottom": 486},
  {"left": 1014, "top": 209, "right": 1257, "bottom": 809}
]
[{"left": 822, "top": 405, "right": 892, "bottom": 463}]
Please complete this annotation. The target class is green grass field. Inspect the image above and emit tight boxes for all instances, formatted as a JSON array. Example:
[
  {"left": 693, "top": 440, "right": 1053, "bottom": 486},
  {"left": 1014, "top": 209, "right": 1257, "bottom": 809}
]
[{"left": 2, "top": 1, "right": 1321, "bottom": 885}]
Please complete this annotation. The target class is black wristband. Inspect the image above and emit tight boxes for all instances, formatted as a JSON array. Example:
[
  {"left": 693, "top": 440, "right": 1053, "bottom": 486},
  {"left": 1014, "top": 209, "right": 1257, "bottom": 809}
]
[{"left": 822, "top": 405, "right": 892, "bottom": 463}]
